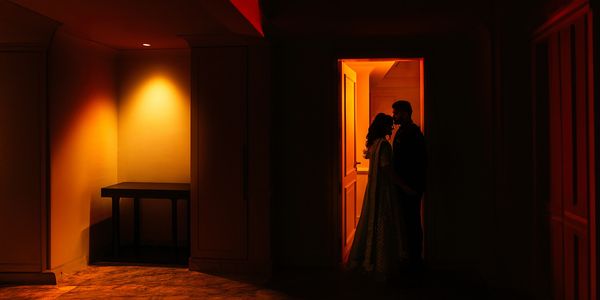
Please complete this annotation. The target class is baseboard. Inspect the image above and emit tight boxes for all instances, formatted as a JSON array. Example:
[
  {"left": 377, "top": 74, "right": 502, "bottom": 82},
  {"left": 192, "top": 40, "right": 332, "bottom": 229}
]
[
  {"left": 50, "top": 256, "right": 88, "bottom": 282},
  {"left": 189, "top": 257, "right": 271, "bottom": 281},
  {"left": 0, "top": 272, "right": 56, "bottom": 285}
]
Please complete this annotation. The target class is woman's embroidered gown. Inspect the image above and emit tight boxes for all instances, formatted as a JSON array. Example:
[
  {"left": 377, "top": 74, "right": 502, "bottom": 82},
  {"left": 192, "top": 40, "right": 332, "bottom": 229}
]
[{"left": 347, "top": 138, "right": 406, "bottom": 276}]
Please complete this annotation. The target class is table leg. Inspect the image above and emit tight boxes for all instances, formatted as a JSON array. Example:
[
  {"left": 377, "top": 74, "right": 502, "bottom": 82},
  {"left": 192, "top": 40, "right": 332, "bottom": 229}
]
[
  {"left": 112, "top": 196, "right": 120, "bottom": 257},
  {"left": 172, "top": 198, "right": 178, "bottom": 250},
  {"left": 134, "top": 197, "right": 140, "bottom": 253}
]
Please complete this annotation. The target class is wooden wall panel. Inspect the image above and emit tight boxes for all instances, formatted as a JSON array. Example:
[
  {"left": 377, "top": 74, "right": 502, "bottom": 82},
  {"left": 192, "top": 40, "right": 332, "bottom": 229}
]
[
  {"left": 549, "top": 33, "right": 563, "bottom": 218},
  {"left": 0, "top": 1, "right": 57, "bottom": 282},
  {"left": 0, "top": 50, "right": 46, "bottom": 272},
  {"left": 533, "top": 3, "right": 595, "bottom": 299},
  {"left": 564, "top": 221, "right": 590, "bottom": 300},
  {"left": 571, "top": 16, "right": 589, "bottom": 219},
  {"left": 559, "top": 27, "right": 575, "bottom": 218},
  {"left": 551, "top": 219, "right": 565, "bottom": 299},
  {"left": 188, "top": 36, "right": 271, "bottom": 276},
  {"left": 192, "top": 46, "right": 248, "bottom": 260}
]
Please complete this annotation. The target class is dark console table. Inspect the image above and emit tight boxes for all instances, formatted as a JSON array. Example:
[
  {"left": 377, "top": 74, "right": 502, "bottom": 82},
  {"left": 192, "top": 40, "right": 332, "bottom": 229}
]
[{"left": 101, "top": 182, "right": 190, "bottom": 257}]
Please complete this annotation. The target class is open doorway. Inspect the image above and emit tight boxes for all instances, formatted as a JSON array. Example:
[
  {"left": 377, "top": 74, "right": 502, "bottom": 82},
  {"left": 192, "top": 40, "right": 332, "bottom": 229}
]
[{"left": 339, "top": 58, "right": 425, "bottom": 263}]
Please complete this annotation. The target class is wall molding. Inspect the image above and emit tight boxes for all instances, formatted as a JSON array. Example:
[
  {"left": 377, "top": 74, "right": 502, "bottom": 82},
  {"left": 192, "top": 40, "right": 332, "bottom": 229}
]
[
  {"left": 50, "top": 256, "right": 88, "bottom": 282},
  {"left": 0, "top": 272, "right": 56, "bottom": 285}
]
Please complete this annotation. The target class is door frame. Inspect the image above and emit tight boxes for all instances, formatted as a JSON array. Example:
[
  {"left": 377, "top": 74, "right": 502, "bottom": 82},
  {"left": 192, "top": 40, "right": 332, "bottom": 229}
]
[
  {"left": 333, "top": 54, "right": 428, "bottom": 267},
  {"left": 339, "top": 61, "right": 358, "bottom": 263}
]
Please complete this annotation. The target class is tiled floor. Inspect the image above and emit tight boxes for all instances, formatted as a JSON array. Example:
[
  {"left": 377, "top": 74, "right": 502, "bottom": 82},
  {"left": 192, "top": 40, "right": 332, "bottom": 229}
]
[
  {"left": 0, "top": 265, "right": 527, "bottom": 299},
  {"left": 0, "top": 265, "right": 285, "bottom": 299}
]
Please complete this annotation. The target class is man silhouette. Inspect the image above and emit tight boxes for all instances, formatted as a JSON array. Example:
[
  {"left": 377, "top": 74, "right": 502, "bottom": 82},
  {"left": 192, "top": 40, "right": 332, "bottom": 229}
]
[{"left": 391, "top": 100, "right": 426, "bottom": 270}]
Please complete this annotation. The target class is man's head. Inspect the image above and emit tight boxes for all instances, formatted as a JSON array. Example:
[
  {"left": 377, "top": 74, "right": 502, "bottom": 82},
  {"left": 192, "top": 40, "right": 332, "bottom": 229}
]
[{"left": 392, "top": 100, "right": 413, "bottom": 125}]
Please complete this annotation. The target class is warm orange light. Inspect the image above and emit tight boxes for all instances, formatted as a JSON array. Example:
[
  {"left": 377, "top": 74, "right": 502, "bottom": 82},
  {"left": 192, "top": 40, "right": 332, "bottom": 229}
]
[
  {"left": 119, "top": 74, "right": 190, "bottom": 182},
  {"left": 142, "top": 43, "right": 151, "bottom": 47},
  {"left": 419, "top": 58, "right": 424, "bottom": 132},
  {"left": 51, "top": 96, "right": 118, "bottom": 268},
  {"left": 135, "top": 77, "right": 178, "bottom": 115}
]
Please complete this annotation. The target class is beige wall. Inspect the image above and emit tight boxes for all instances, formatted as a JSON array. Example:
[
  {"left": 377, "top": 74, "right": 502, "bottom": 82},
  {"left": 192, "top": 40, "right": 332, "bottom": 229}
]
[
  {"left": 117, "top": 49, "right": 190, "bottom": 245},
  {"left": 48, "top": 30, "right": 118, "bottom": 270},
  {"left": 371, "top": 61, "right": 422, "bottom": 128}
]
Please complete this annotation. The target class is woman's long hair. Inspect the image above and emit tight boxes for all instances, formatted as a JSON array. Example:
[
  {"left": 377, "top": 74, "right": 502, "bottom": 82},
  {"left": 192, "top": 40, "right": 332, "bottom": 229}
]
[{"left": 366, "top": 113, "right": 394, "bottom": 148}]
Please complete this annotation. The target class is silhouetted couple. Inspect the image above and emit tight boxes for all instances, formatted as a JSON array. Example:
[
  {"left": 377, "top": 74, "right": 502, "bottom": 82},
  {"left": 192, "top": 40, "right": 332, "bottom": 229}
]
[{"left": 347, "top": 100, "right": 426, "bottom": 280}]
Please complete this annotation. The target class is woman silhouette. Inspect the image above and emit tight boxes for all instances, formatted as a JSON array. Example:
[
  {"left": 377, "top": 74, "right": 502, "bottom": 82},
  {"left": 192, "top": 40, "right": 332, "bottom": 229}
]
[{"left": 347, "top": 113, "right": 407, "bottom": 279}]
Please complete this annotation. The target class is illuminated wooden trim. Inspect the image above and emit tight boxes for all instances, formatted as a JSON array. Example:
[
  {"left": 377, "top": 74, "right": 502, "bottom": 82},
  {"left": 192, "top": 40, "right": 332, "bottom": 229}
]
[{"left": 532, "top": 0, "right": 589, "bottom": 41}]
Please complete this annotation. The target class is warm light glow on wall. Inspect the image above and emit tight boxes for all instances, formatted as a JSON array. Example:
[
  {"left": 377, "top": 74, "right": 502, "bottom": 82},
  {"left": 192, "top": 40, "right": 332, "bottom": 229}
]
[
  {"left": 117, "top": 51, "right": 190, "bottom": 245},
  {"left": 51, "top": 96, "right": 117, "bottom": 268},
  {"left": 134, "top": 77, "right": 180, "bottom": 118},
  {"left": 119, "top": 73, "right": 190, "bottom": 183},
  {"left": 48, "top": 30, "right": 119, "bottom": 271}
]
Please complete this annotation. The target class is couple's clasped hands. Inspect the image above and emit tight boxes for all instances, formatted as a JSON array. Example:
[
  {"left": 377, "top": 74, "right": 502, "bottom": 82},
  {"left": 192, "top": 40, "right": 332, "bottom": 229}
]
[
  {"left": 383, "top": 165, "right": 418, "bottom": 197},
  {"left": 398, "top": 182, "right": 418, "bottom": 197}
]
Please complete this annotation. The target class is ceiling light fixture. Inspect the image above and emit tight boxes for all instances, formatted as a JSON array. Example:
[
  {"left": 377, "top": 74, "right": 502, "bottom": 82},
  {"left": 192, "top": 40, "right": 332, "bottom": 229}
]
[{"left": 142, "top": 43, "right": 151, "bottom": 47}]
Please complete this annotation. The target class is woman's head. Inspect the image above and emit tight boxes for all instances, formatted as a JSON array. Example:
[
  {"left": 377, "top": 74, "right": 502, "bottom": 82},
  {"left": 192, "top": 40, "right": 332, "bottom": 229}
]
[{"left": 366, "top": 113, "right": 394, "bottom": 147}]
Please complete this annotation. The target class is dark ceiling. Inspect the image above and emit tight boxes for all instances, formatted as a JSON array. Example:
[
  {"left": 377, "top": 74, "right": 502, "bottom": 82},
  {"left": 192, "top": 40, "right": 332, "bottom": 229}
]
[{"left": 10, "top": 0, "right": 261, "bottom": 49}]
